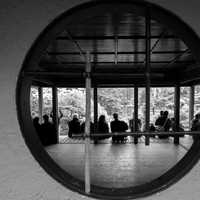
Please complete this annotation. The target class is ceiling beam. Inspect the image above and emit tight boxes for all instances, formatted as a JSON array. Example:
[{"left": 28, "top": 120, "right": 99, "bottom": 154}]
[
  {"left": 24, "top": 71, "right": 164, "bottom": 78},
  {"left": 163, "top": 48, "right": 191, "bottom": 68},
  {"left": 39, "top": 60, "right": 194, "bottom": 65},
  {"left": 64, "top": 30, "right": 86, "bottom": 61},
  {"left": 56, "top": 35, "right": 178, "bottom": 40},
  {"left": 47, "top": 50, "right": 189, "bottom": 55}
]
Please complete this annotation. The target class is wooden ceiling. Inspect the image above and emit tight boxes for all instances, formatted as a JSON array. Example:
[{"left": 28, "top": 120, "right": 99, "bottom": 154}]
[{"left": 27, "top": 11, "right": 197, "bottom": 87}]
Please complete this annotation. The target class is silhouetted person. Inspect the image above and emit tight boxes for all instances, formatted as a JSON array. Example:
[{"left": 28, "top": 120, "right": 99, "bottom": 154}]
[
  {"left": 68, "top": 114, "right": 81, "bottom": 138},
  {"left": 149, "top": 123, "right": 156, "bottom": 132},
  {"left": 94, "top": 115, "right": 110, "bottom": 143},
  {"left": 33, "top": 117, "right": 43, "bottom": 144},
  {"left": 41, "top": 114, "right": 56, "bottom": 145},
  {"left": 191, "top": 113, "right": 200, "bottom": 131},
  {"left": 50, "top": 109, "right": 64, "bottom": 125},
  {"left": 157, "top": 111, "right": 171, "bottom": 139},
  {"left": 191, "top": 113, "right": 200, "bottom": 140},
  {"left": 171, "top": 117, "right": 184, "bottom": 132},
  {"left": 110, "top": 113, "right": 128, "bottom": 143},
  {"left": 155, "top": 111, "right": 164, "bottom": 127}
]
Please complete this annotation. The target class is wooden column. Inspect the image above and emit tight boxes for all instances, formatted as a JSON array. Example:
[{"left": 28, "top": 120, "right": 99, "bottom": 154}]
[
  {"left": 174, "top": 85, "right": 180, "bottom": 144},
  {"left": 38, "top": 86, "right": 43, "bottom": 124},
  {"left": 145, "top": 9, "right": 151, "bottom": 146},
  {"left": 52, "top": 86, "right": 59, "bottom": 144},
  {"left": 189, "top": 85, "right": 195, "bottom": 129},
  {"left": 94, "top": 87, "right": 98, "bottom": 133},
  {"left": 85, "top": 51, "right": 91, "bottom": 193},
  {"left": 134, "top": 86, "right": 139, "bottom": 144}
]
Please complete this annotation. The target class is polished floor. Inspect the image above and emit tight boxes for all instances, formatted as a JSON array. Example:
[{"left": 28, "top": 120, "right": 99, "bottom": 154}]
[{"left": 46, "top": 136, "right": 193, "bottom": 188}]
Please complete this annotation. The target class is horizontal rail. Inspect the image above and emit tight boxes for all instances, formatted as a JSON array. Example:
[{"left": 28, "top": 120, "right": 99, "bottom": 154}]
[{"left": 71, "top": 131, "right": 200, "bottom": 138}]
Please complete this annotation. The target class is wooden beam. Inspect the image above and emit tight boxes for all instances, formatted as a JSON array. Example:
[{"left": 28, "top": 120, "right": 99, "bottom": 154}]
[
  {"left": 163, "top": 49, "right": 190, "bottom": 68},
  {"left": 93, "top": 87, "right": 98, "bottom": 133},
  {"left": 56, "top": 35, "right": 178, "bottom": 40},
  {"left": 38, "top": 87, "right": 43, "bottom": 124},
  {"left": 85, "top": 51, "right": 91, "bottom": 194},
  {"left": 114, "top": 36, "right": 118, "bottom": 64},
  {"left": 134, "top": 86, "right": 139, "bottom": 144},
  {"left": 145, "top": 9, "right": 151, "bottom": 146},
  {"left": 52, "top": 86, "right": 59, "bottom": 144},
  {"left": 72, "top": 131, "right": 200, "bottom": 138},
  {"left": 150, "top": 30, "right": 166, "bottom": 53},
  {"left": 40, "top": 60, "right": 193, "bottom": 65},
  {"left": 174, "top": 85, "right": 180, "bottom": 144},
  {"left": 189, "top": 86, "right": 195, "bottom": 129},
  {"left": 47, "top": 50, "right": 189, "bottom": 56},
  {"left": 65, "top": 30, "right": 86, "bottom": 61},
  {"left": 24, "top": 71, "right": 164, "bottom": 78}
]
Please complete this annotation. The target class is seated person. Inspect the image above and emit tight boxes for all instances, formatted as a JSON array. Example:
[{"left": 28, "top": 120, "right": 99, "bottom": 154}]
[
  {"left": 191, "top": 113, "right": 200, "bottom": 140},
  {"left": 156, "top": 111, "right": 171, "bottom": 139},
  {"left": 171, "top": 117, "right": 184, "bottom": 132},
  {"left": 155, "top": 110, "right": 164, "bottom": 127},
  {"left": 110, "top": 113, "right": 128, "bottom": 143},
  {"left": 94, "top": 115, "right": 110, "bottom": 143},
  {"left": 68, "top": 114, "right": 81, "bottom": 138},
  {"left": 191, "top": 113, "right": 200, "bottom": 131},
  {"left": 33, "top": 116, "right": 43, "bottom": 144},
  {"left": 41, "top": 114, "right": 56, "bottom": 146}
]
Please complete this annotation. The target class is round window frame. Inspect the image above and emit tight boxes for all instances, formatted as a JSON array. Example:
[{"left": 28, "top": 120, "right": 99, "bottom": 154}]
[{"left": 16, "top": 0, "right": 200, "bottom": 199}]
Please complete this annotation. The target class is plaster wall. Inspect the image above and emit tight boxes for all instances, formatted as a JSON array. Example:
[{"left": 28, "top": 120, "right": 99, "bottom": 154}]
[{"left": 0, "top": 0, "right": 200, "bottom": 199}]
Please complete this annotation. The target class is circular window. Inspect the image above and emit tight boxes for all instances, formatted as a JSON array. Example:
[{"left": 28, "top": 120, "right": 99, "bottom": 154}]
[{"left": 16, "top": 0, "right": 200, "bottom": 199}]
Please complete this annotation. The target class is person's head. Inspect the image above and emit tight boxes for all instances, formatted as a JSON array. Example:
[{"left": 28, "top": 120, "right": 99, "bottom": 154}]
[
  {"left": 195, "top": 113, "right": 200, "bottom": 120},
  {"left": 33, "top": 117, "right": 39, "bottom": 124},
  {"left": 160, "top": 111, "right": 164, "bottom": 116},
  {"left": 43, "top": 114, "right": 49, "bottom": 122},
  {"left": 73, "top": 113, "right": 78, "bottom": 120},
  {"left": 163, "top": 111, "right": 168, "bottom": 117},
  {"left": 113, "top": 113, "right": 118, "bottom": 120},
  {"left": 99, "top": 115, "right": 105, "bottom": 122}
]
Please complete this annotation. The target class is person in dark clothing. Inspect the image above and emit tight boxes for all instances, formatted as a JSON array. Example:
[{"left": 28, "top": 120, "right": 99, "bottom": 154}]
[
  {"left": 171, "top": 117, "right": 184, "bottom": 132},
  {"left": 33, "top": 117, "right": 43, "bottom": 144},
  {"left": 155, "top": 111, "right": 164, "bottom": 127},
  {"left": 94, "top": 115, "right": 110, "bottom": 143},
  {"left": 41, "top": 114, "right": 56, "bottom": 146},
  {"left": 110, "top": 113, "right": 128, "bottom": 143},
  {"left": 191, "top": 113, "right": 200, "bottom": 140},
  {"left": 191, "top": 113, "right": 200, "bottom": 131},
  {"left": 156, "top": 111, "right": 171, "bottom": 139},
  {"left": 68, "top": 114, "right": 81, "bottom": 138}
]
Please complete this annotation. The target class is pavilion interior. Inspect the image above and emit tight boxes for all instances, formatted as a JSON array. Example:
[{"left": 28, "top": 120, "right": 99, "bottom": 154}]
[{"left": 27, "top": 7, "right": 199, "bottom": 189}]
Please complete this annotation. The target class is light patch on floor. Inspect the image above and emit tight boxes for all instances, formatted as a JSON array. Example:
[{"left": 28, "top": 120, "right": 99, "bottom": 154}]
[{"left": 46, "top": 136, "right": 193, "bottom": 188}]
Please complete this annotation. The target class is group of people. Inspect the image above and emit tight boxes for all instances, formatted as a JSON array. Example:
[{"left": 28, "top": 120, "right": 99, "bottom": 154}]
[
  {"left": 68, "top": 113, "right": 128, "bottom": 143},
  {"left": 33, "top": 109, "right": 200, "bottom": 146},
  {"left": 33, "top": 114, "right": 56, "bottom": 146}
]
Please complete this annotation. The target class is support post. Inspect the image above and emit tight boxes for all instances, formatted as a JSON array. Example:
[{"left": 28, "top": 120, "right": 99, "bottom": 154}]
[
  {"left": 189, "top": 85, "right": 195, "bottom": 129},
  {"left": 145, "top": 9, "right": 151, "bottom": 146},
  {"left": 174, "top": 85, "right": 180, "bottom": 144},
  {"left": 38, "top": 86, "right": 43, "bottom": 124},
  {"left": 52, "top": 86, "right": 59, "bottom": 144},
  {"left": 85, "top": 51, "right": 91, "bottom": 194},
  {"left": 94, "top": 87, "right": 98, "bottom": 133},
  {"left": 134, "top": 86, "right": 139, "bottom": 144}
]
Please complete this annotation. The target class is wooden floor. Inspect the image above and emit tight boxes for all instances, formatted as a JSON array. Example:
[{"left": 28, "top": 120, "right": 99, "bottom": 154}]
[{"left": 46, "top": 136, "right": 193, "bottom": 188}]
